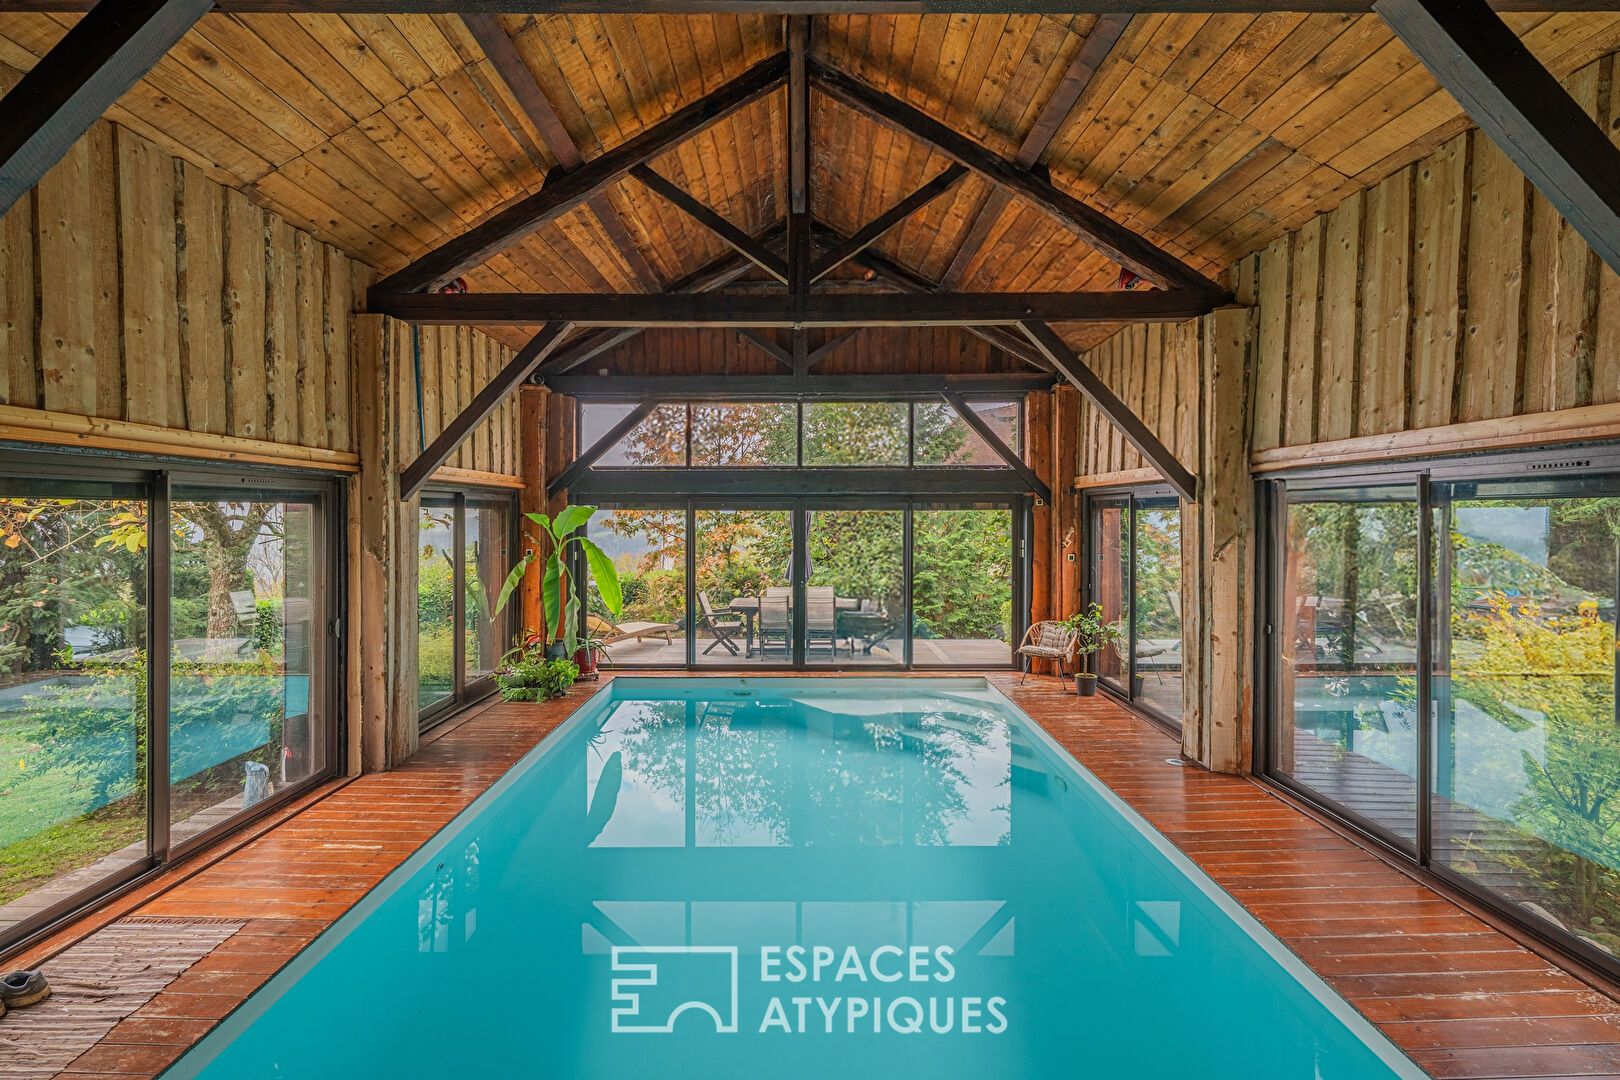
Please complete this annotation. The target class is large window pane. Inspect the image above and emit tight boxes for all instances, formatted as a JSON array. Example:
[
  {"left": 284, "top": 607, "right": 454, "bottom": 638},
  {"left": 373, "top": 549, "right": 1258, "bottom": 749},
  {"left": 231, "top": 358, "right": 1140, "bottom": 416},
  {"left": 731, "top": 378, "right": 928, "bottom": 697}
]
[
  {"left": 1133, "top": 499, "right": 1184, "bottom": 724},
  {"left": 691, "top": 403, "right": 797, "bottom": 466},
  {"left": 912, "top": 508, "right": 1013, "bottom": 665},
  {"left": 418, "top": 501, "right": 455, "bottom": 711},
  {"left": 694, "top": 509, "right": 792, "bottom": 665},
  {"left": 582, "top": 403, "right": 687, "bottom": 466},
  {"left": 805, "top": 509, "right": 903, "bottom": 666},
  {"left": 464, "top": 500, "right": 509, "bottom": 687},
  {"left": 1092, "top": 500, "right": 1129, "bottom": 689},
  {"left": 1432, "top": 488, "right": 1620, "bottom": 951},
  {"left": 169, "top": 493, "right": 326, "bottom": 840},
  {"left": 801, "top": 402, "right": 908, "bottom": 466},
  {"left": 0, "top": 491, "right": 148, "bottom": 935},
  {"left": 913, "top": 400, "right": 1018, "bottom": 465},
  {"left": 588, "top": 509, "right": 686, "bottom": 666},
  {"left": 1274, "top": 489, "right": 1420, "bottom": 844}
]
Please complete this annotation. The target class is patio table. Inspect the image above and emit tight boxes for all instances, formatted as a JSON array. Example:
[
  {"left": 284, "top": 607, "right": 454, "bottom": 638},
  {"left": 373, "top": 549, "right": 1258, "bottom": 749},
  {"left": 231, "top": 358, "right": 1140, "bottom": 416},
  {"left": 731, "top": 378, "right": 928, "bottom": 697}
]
[{"left": 727, "top": 595, "right": 862, "bottom": 657}]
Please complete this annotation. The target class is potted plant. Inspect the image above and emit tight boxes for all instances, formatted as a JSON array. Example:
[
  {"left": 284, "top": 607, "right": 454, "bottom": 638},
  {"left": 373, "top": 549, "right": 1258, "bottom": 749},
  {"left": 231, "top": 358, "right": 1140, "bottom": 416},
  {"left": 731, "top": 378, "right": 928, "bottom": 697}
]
[
  {"left": 574, "top": 635, "right": 609, "bottom": 679},
  {"left": 495, "top": 505, "right": 623, "bottom": 670},
  {"left": 1062, "top": 602, "right": 1126, "bottom": 697},
  {"left": 495, "top": 642, "right": 580, "bottom": 702}
]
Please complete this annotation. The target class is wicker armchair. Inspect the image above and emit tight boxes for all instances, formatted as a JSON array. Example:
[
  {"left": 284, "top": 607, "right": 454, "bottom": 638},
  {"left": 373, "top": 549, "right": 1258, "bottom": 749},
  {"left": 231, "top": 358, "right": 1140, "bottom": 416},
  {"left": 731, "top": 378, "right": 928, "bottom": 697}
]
[{"left": 1018, "top": 620, "right": 1076, "bottom": 686}]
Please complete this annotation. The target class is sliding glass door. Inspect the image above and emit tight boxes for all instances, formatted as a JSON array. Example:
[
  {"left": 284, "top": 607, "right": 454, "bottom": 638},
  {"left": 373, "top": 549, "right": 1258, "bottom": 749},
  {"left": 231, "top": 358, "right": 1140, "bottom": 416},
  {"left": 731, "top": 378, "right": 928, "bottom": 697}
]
[
  {"left": 1086, "top": 489, "right": 1186, "bottom": 727},
  {"left": 1268, "top": 484, "right": 1421, "bottom": 848},
  {"left": 0, "top": 458, "right": 340, "bottom": 952},
  {"left": 1428, "top": 476, "right": 1619, "bottom": 954},
  {"left": 417, "top": 489, "right": 515, "bottom": 729},
  {"left": 1264, "top": 463, "right": 1620, "bottom": 973},
  {"left": 588, "top": 498, "right": 1020, "bottom": 670}
]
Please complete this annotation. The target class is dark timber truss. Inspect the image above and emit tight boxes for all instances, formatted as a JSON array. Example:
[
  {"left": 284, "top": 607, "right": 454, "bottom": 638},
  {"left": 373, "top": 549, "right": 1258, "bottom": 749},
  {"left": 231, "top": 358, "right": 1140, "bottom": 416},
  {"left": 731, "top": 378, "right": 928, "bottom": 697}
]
[{"left": 4, "top": 3, "right": 1617, "bottom": 504}]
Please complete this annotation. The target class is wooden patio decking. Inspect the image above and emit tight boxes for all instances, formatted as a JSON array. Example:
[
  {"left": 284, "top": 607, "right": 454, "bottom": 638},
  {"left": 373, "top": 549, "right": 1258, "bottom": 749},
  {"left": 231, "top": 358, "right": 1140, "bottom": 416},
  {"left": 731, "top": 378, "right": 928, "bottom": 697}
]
[{"left": 1, "top": 674, "right": 1615, "bottom": 1080}]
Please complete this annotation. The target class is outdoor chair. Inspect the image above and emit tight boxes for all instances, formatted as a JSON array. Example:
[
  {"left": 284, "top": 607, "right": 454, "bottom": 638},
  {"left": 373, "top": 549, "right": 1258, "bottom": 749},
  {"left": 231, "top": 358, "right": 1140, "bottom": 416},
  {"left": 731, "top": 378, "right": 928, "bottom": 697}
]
[
  {"left": 805, "top": 586, "right": 839, "bottom": 655},
  {"left": 587, "top": 612, "right": 675, "bottom": 646},
  {"left": 698, "top": 592, "right": 744, "bottom": 656},
  {"left": 757, "top": 595, "right": 791, "bottom": 657},
  {"left": 1018, "top": 620, "right": 1076, "bottom": 687}
]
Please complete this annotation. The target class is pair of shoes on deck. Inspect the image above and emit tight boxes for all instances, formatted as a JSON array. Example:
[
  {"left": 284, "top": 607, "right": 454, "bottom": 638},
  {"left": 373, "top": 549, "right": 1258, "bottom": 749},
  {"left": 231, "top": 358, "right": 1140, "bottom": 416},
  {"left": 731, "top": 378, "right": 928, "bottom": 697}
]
[{"left": 0, "top": 970, "right": 50, "bottom": 1017}]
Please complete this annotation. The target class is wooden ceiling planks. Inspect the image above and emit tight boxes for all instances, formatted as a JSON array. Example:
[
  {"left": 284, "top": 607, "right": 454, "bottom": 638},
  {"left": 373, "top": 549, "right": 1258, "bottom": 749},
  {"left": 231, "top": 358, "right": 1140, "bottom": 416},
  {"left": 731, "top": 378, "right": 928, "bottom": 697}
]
[{"left": 4, "top": 10, "right": 1620, "bottom": 362}]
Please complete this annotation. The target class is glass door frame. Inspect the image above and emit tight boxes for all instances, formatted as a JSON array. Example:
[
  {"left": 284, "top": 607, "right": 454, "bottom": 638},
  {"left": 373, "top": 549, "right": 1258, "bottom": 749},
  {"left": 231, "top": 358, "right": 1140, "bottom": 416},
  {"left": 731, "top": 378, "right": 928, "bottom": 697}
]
[
  {"left": 419, "top": 486, "right": 518, "bottom": 731},
  {"left": 588, "top": 495, "right": 1024, "bottom": 671},
  {"left": 0, "top": 449, "right": 346, "bottom": 958},
  {"left": 1257, "top": 443, "right": 1620, "bottom": 980}
]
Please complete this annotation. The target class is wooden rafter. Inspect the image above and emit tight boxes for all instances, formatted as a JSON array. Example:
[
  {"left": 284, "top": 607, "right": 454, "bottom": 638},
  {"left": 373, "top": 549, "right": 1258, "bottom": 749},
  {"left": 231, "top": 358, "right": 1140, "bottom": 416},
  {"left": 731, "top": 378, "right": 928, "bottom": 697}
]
[
  {"left": 1375, "top": 0, "right": 1620, "bottom": 276},
  {"left": 941, "top": 390, "right": 1052, "bottom": 502},
  {"left": 629, "top": 163, "right": 788, "bottom": 283},
  {"left": 400, "top": 321, "right": 572, "bottom": 500},
  {"left": 547, "top": 400, "right": 658, "bottom": 497},
  {"left": 534, "top": 223, "right": 784, "bottom": 379},
  {"left": 806, "top": 328, "right": 862, "bottom": 370},
  {"left": 788, "top": 14, "right": 812, "bottom": 376},
  {"left": 812, "top": 61, "right": 1227, "bottom": 297},
  {"left": 0, "top": 0, "right": 212, "bottom": 217},
  {"left": 812, "top": 164, "right": 969, "bottom": 282},
  {"left": 462, "top": 13, "right": 661, "bottom": 291},
  {"left": 370, "top": 51, "right": 787, "bottom": 298},
  {"left": 369, "top": 289, "right": 1221, "bottom": 327},
  {"left": 545, "top": 373, "right": 1057, "bottom": 401},
  {"left": 1019, "top": 320, "right": 1196, "bottom": 502},
  {"left": 938, "top": 13, "right": 1130, "bottom": 290},
  {"left": 737, "top": 328, "right": 797, "bottom": 370}
]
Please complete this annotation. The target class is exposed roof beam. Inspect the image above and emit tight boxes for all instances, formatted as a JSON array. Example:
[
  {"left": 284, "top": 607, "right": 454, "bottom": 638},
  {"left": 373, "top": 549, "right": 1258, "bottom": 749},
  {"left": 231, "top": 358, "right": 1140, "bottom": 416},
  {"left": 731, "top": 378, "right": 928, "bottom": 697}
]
[
  {"left": 737, "top": 328, "right": 797, "bottom": 370},
  {"left": 3, "top": 1, "right": 1608, "bottom": 12},
  {"left": 1375, "top": 0, "right": 1620, "bottom": 277},
  {"left": 545, "top": 373, "right": 1057, "bottom": 402},
  {"left": 806, "top": 327, "right": 863, "bottom": 369},
  {"left": 1019, "top": 320, "right": 1196, "bottom": 502},
  {"left": 0, "top": 0, "right": 211, "bottom": 217},
  {"left": 547, "top": 400, "right": 659, "bottom": 497},
  {"left": 813, "top": 60, "right": 1227, "bottom": 297},
  {"left": 630, "top": 164, "right": 788, "bottom": 282},
  {"left": 812, "top": 164, "right": 968, "bottom": 282},
  {"left": 788, "top": 14, "right": 812, "bottom": 374},
  {"left": 939, "top": 13, "right": 1130, "bottom": 289},
  {"left": 370, "top": 289, "right": 1220, "bottom": 327},
  {"left": 847, "top": 244, "right": 1057, "bottom": 372},
  {"left": 462, "top": 13, "right": 661, "bottom": 291},
  {"left": 400, "top": 320, "right": 572, "bottom": 500},
  {"left": 370, "top": 51, "right": 786, "bottom": 298},
  {"left": 941, "top": 390, "right": 1051, "bottom": 502}
]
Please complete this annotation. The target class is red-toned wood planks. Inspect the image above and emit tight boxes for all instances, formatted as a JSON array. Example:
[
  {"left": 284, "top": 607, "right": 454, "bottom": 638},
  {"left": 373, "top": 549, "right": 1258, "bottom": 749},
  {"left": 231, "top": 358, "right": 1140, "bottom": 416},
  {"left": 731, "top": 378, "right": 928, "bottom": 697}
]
[
  {"left": 12, "top": 674, "right": 1620, "bottom": 1080},
  {"left": 992, "top": 674, "right": 1620, "bottom": 1080}
]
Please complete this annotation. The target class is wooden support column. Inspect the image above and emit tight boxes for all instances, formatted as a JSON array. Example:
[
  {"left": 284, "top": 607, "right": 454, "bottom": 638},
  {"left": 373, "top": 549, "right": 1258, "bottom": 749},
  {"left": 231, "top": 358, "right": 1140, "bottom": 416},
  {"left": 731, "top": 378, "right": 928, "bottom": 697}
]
[
  {"left": 519, "top": 384, "right": 548, "bottom": 637},
  {"left": 1182, "top": 307, "right": 1256, "bottom": 774},
  {"left": 1052, "top": 384, "right": 1083, "bottom": 618},
  {"left": 1025, "top": 390, "right": 1053, "bottom": 625},
  {"left": 353, "top": 314, "right": 418, "bottom": 772}
]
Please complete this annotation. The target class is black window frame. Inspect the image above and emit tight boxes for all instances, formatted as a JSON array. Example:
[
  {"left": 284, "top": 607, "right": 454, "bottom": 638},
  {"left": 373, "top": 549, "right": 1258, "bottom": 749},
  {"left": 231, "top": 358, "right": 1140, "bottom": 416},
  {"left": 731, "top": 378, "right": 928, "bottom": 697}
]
[
  {"left": 0, "top": 447, "right": 345, "bottom": 960},
  {"left": 1256, "top": 440, "right": 1620, "bottom": 982},
  {"left": 417, "top": 486, "right": 519, "bottom": 732}
]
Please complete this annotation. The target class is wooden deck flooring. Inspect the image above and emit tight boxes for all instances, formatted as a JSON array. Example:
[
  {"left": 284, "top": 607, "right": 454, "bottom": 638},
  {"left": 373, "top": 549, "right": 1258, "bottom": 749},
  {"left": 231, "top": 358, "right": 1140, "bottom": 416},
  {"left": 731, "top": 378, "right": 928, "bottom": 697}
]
[{"left": 1, "top": 674, "right": 1615, "bottom": 1079}]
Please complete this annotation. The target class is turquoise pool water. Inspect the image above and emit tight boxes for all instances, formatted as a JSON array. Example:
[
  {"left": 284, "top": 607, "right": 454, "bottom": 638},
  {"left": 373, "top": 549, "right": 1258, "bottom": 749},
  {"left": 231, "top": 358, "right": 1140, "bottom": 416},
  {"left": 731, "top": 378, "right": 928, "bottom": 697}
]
[{"left": 167, "top": 678, "right": 1422, "bottom": 1079}]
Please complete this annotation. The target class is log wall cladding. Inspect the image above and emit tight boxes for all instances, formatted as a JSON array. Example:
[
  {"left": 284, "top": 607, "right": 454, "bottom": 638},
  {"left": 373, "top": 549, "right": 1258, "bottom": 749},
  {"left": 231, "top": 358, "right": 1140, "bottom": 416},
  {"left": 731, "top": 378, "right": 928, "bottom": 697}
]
[
  {"left": 1073, "top": 320, "right": 1201, "bottom": 480},
  {"left": 0, "top": 111, "right": 520, "bottom": 474},
  {"left": 1079, "top": 50, "right": 1620, "bottom": 480}
]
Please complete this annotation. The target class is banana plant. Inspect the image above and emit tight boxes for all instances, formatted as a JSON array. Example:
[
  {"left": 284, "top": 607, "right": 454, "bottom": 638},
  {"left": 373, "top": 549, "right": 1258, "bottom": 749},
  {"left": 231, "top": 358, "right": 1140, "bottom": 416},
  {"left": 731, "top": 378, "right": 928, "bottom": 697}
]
[{"left": 494, "top": 505, "right": 622, "bottom": 657}]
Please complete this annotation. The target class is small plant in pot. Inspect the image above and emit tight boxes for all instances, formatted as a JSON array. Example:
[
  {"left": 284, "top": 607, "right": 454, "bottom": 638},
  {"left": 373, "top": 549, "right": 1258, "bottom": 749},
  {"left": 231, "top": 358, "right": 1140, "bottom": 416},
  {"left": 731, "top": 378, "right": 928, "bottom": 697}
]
[
  {"left": 1062, "top": 603, "right": 1125, "bottom": 697},
  {"left": 573, "top": 635, "right": 610, "bottom": 679},
  {"left": 495, "top": 644, "right": 580, "bottom": 702},
  {"left": 493, "top": 505, "right": 623, "bottom": 696}
]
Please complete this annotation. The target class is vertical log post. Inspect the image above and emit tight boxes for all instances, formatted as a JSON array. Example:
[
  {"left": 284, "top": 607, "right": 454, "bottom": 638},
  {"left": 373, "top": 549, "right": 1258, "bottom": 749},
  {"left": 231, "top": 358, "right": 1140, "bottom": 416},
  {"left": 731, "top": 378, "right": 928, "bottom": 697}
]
[
  {"left": 519, "top": 384, "right": 548, "bottom": 639},
  {"left": 1025, "top": 390, "right": 1053, "bottom": 625},
  {"left": 1182, "top": 307, "right": 1256, "bottom": 773},
  {"left": 353, "top": 314, "right": 419, "bottom": 772},
  {"left": 1052, "top": 384, "right": 1082, "bottom": 618}
]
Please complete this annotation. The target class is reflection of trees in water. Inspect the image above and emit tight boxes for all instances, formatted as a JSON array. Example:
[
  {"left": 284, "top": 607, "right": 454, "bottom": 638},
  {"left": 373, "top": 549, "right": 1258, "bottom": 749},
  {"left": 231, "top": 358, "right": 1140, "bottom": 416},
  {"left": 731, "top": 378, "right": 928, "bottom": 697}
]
[{"left": 602, "top": 698, "right": 1009, "bottom": 847}]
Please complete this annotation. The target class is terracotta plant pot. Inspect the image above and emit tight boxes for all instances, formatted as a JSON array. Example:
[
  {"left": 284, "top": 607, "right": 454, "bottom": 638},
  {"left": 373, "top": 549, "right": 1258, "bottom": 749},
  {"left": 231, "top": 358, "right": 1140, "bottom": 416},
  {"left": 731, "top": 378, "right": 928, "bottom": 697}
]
[
  {"left": 1075, "top": 674, "right": 1098, "bottom": 697},
  {"left": 573, "top": 647, "right": 598, "bottom": 677}
]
